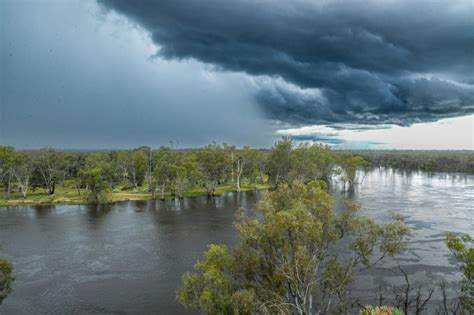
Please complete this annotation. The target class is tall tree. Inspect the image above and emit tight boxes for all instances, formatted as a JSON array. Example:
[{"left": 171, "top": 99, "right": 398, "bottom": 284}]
[
  {"left": 172, "top": 152, "right": 200, "bottom": 199},
  {"left": 152, "top": 147, "right": 176, "bottom": 200},
  {"left": 11, "top": 152, "right": 33, "bottom": 198},
  {"left": 130, "top": 148, "right": 148, "bottom": 188},
  {"left": 195, "top": 144, "right": 228, "bottom": 197},
  {"left": 0, "top": 146, "right": 16, "bottom": 195},
  {"left": 290, "top": 143, "right": 336, "bottom": 183},
  {"left": 267, "top": 137, "right": 293, "bottom": 185},
  {"left": 235, "top": 147, "right": 259, "bottom": 192},
  {"left": 338, "top": 154, "right": 368, "bottom": 189},
  {"left": 178, "top": 182, "right": 409, "bottom": 314},
  {"left": 78, "top": 153, "right": 113, "bottom": 203},
  {"left": 32, "top": 148, "right": 64, "bottom": 195}
]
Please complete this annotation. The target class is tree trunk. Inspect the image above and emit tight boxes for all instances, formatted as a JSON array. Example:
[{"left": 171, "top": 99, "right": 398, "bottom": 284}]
[
  {"left": 160, "top": 184, "right": 165, "bottom": 200},
  {"left": 49, "top": 180, "right": 55, "bottom": 195},
  {"left": 7, "top": 171, "right": 12, "bottom": 195},
  {"left": 236, "top": 159, "right": 241, "bottom": 192},
  {"left": 231, "top": 151, "right": 234, "bottom": 183}
]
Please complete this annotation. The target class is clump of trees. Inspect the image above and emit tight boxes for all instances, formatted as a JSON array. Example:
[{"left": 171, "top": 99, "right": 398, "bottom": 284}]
[
  {"left": 177, "top": 182, "right": 410, "bottom": 314},
  {"left": 2, "top": 140, "right": 372, "bottom": 204},
  {"left": 0, "top": 257, "right": 15, "bottom": 305}
]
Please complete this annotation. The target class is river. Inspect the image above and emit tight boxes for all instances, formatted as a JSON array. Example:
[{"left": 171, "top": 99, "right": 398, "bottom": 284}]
[{"left": 0, "top": 168, "right": 473, "bottom": 313}]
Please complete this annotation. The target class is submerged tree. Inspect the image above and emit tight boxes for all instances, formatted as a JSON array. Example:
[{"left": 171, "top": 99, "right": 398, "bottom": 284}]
[
  {"left": 338, "top": 154, "right": 368, "bottom": 190},
  {"left": 0, "top": 257, "right": 15, "bottom": 305},
  {"left": 195, "top": 144, "right": 228, "bottom": 197},
  {"left": 177, "top": 182, "right": 409, "bottom": 314}
]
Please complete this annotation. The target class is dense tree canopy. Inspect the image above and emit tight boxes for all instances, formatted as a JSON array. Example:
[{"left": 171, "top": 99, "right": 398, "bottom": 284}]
[
  {"left": 2, "top": 142, "right": 472, "bottom": 205},
  {"left": 0, "top": 258, "right": 14, "bottom": 305},
  {"left": 177, "top": 182, "right": 410, "bottom": 314}
]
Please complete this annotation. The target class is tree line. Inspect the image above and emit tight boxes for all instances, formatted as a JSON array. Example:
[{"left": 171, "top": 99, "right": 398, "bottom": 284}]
[
  {"left": 0, "top": 139, "right": 368, "bottom": 204},
  {"left": 352, "top": 150, "right": 474, "bottom": 174}
]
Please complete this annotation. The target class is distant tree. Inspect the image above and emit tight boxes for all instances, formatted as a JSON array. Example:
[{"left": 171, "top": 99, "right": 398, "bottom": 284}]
[
  {"left": 0, "top": 257, "right": 15, "bottom": 305},
  {"left": 0, "top": 146, "right": 16, "bottom": 195},
  {"left": 235, "top": 147, "right": 260, "bottom": 192},
  {"left": 130, "top": 148, "right": 148, "bottom": 188},
  {"left": 78, "top": 153, "right": 113, "bottom": 203},
  {"left": 289, "top": 143, "right": 336, "bottom": 183},
  {"left": 152, "top": 147, "right": 176, "bottom": 200},
  {"left": 223, "top": 144, "right": 236, "bottom": 183},
  {"left": 32, "top": 148, "right": 64, "bottom": 195},
  {"left": 267, "top": 137, "right": 292, "bottom": 185},
  {"left": 177, "top": 182, "right": 409, "bottom": 314},
  {"left": 172, "top": 152, "right": 200, "bottom": 199},
  {"left": 195, "top": 144, "right": 228, "bottom": 197},
  {"left": 338, "top": 154, "right": 368, "bottom": 189},
  {"left": 11, "top": 152, "right": 33, "bottom": 198}
]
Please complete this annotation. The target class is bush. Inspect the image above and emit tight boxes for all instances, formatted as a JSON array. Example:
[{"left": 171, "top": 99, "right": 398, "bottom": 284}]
[{"left": 0, "top": 258, "right": 15, "bottom": 304}]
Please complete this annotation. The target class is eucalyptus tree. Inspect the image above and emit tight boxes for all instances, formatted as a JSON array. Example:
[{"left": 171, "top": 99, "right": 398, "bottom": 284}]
[
  {"left": 289, "top": 143, "right": 336, "bottom": 183},
  {"left": 235, "top": 147, "right": 260, "bottom": 192},
  {"left": 267, "top": 137, "right": 293, "bottom": 185},
  {"left": 172, "top": 152, "right": 200, "bottom": 199},
  {"left": 32, "top": 148, "right": 65, "bottom": 195},
  {"left": 0, "top": 146, "right": 16, "bottom": 195},
  {"left": 338, "top": 154, "right": 368, "bottom": 190},
  {"left": 195, "top": 144, "right": 228, "bottom": 197},
  {"left": 223, "top": 143, "right": 236, "bottom": 183},
  {"left": 11, "top": 152, "right": 33, "bottom": 198},
  {"left": 0, "top": 257, "right": 15, "bottom": 305},
  {"left": 152, "top": 147, "right": 176, "bottom": 200},
  {"left": 178, "top": 182, "right": 409, "bottom": 314},
  {"left": 130, "top": 147, "right": 149, "bottom": 188},
  {"left": 78, "top": 153, "right": 114, "bottom": 203}
]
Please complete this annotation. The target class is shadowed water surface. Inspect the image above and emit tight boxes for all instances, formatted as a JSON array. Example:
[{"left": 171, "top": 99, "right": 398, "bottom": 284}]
[{"left": 0, "top": 168, "right": 473, "bottom": 313}]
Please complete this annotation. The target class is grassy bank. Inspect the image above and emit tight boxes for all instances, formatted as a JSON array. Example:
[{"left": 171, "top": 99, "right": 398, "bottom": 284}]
[{"left": 0, "top": 182, "right": 270, "bottom": 207}]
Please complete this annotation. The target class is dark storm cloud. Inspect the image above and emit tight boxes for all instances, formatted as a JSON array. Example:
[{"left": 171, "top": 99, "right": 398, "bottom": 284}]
[{"left": 98, "top": 0, "right": 474, "bottom": 126}]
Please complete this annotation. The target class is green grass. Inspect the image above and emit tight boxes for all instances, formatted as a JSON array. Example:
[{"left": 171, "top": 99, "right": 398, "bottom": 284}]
[{"left": 0, "top": 182, "right": 271, "bottom": 207}]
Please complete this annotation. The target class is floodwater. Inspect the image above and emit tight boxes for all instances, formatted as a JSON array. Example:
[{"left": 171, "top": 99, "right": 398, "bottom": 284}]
[{"left": 0, "top": 168, "right": 473, "bottom": 314}]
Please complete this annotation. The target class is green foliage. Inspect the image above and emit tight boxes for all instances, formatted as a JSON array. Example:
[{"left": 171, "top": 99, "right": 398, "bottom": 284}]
[
  {"left": 195, "top": 144, "right": 228, "bottom": 197},
  {"left": 0, "top": 258, "right": 15, "bottom": 305},
  {"left": 131, "top": 148, "right": 148, "bottom": 187},
  {"left": 446, "top": 233, "right": 474, "bottom": 312},
  {"left": 78, "top": 153, "right": 112, "bottom": 204},
  {"left": 267, "top": 137, "right": 292, "bottom": 184},
  {"left": 289, "top": 143, "right": 336, "bottom": 183},
  {"left": 31, "top": 148, "right": 65, "bottom": 195},
  {"left": 177, "top": 182, "right": 410, "bottom": 314},
  {"left": 360, "top": 305, "right": 405, "bottom": 315}
]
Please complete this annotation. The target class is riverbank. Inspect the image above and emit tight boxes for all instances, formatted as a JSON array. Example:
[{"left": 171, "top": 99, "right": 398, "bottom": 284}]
[{"left": 0, "top": 183, "right": 270, "bottom": 207}]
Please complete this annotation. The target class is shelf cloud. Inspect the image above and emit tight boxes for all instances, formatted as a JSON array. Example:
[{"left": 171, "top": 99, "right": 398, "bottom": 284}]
[{"left": 100, "top": 0, "right": 474, "bottom": 127}]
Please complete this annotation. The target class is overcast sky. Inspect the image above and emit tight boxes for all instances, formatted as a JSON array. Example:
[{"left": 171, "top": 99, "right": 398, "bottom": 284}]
[{"left": 1, "top": 0, "right": 473, "bottom": 149}]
